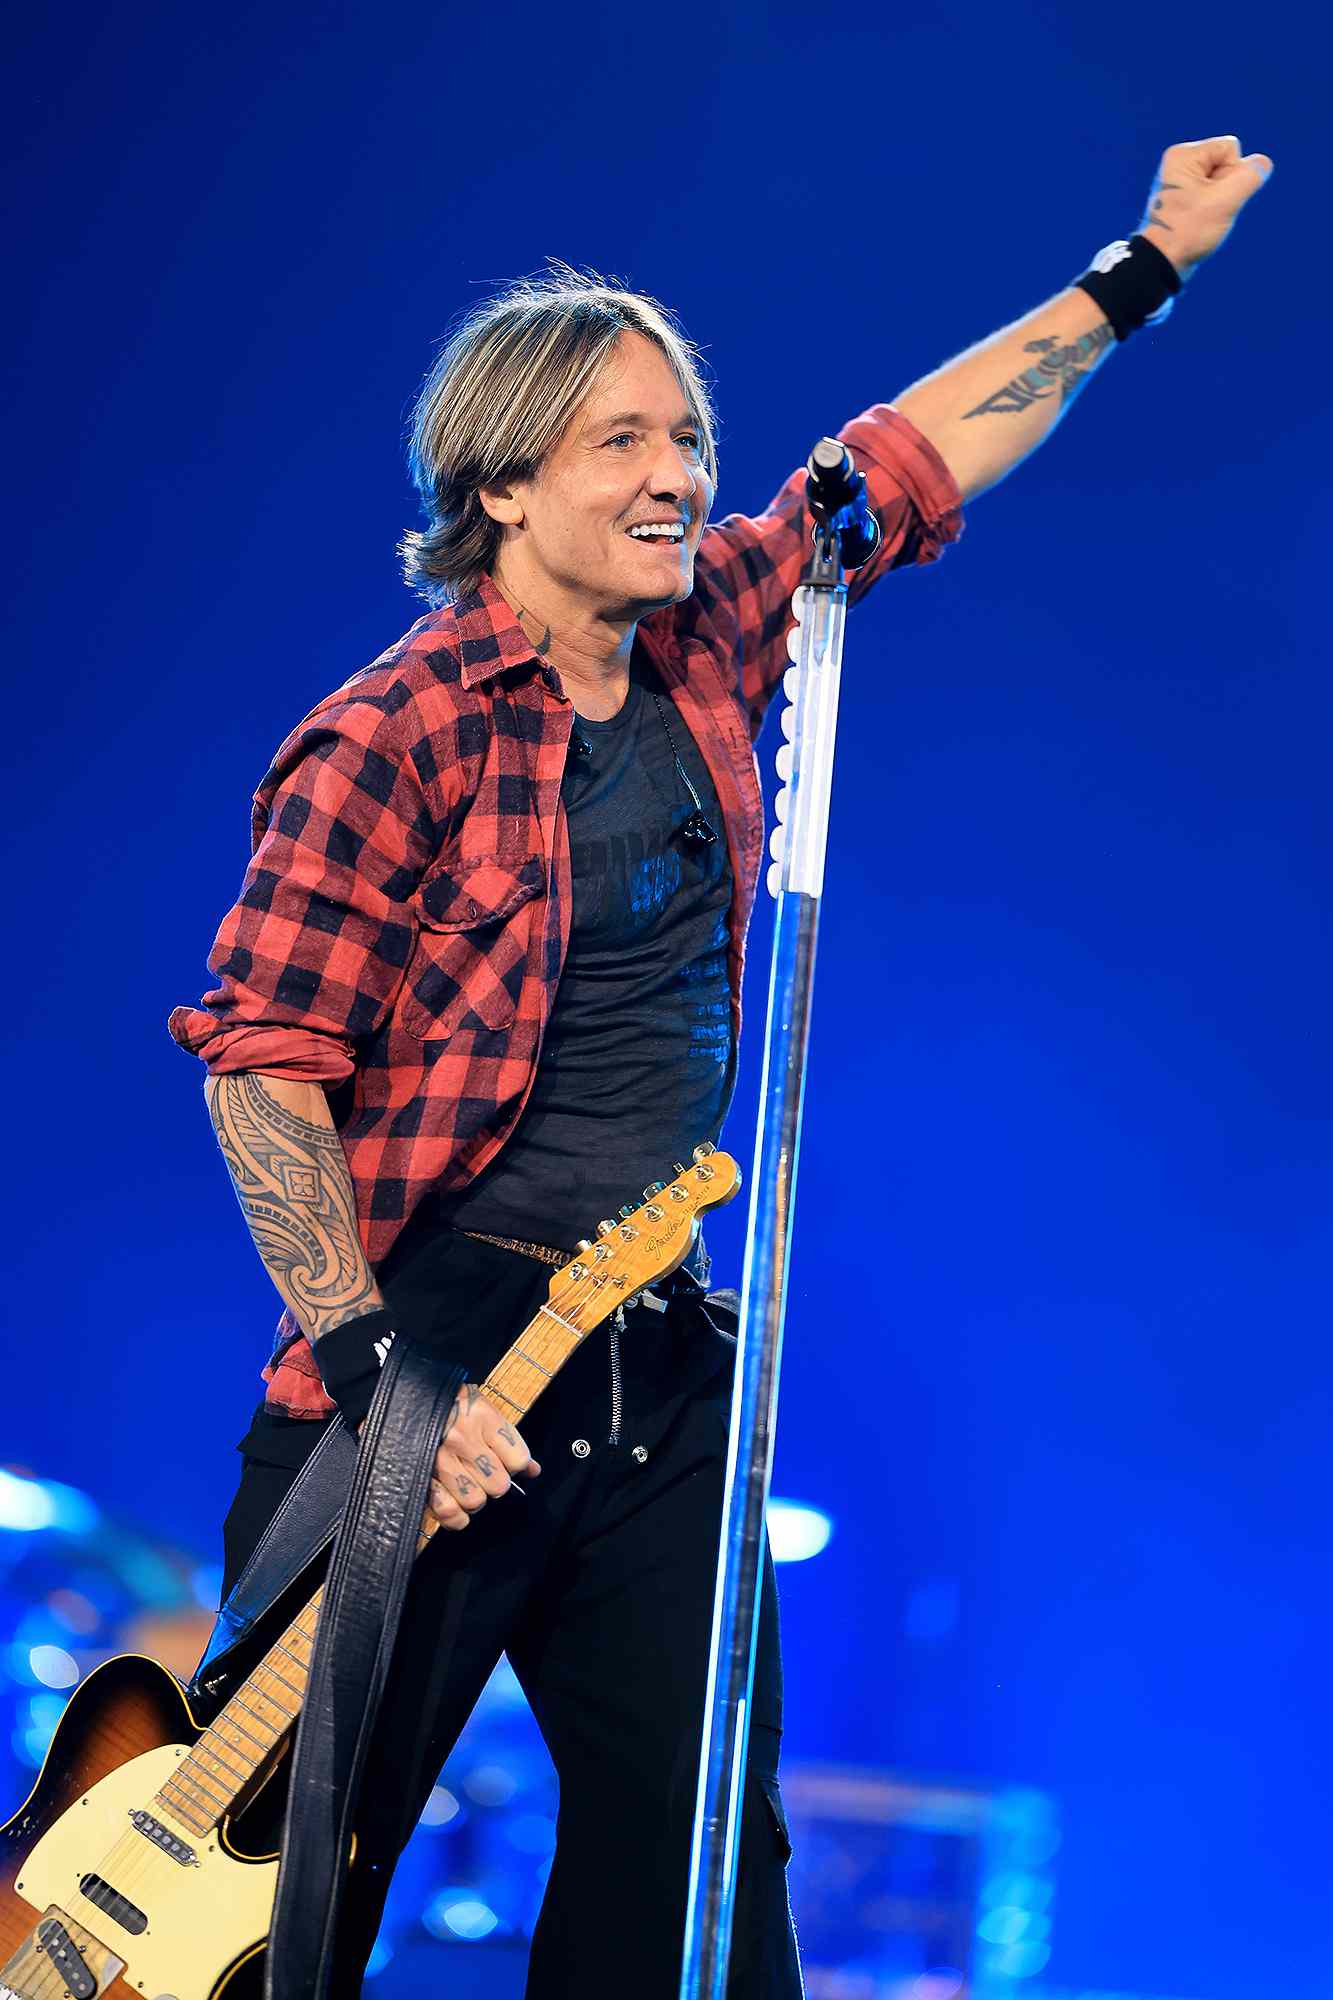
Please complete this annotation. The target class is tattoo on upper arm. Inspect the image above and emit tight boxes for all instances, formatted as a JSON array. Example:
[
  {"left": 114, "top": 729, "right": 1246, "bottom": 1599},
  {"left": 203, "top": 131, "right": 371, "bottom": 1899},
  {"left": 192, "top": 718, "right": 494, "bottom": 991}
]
[
  {"left": 962, "top": 325, "right": 1114, "bottom": 421},
  {"left": 206, "top": 1072, "right": 377, "bottom": 1334}
]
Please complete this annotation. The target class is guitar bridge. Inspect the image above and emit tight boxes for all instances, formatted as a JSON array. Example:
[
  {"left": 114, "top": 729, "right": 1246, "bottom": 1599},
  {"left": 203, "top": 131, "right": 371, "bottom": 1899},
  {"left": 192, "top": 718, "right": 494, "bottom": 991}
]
[
  {"left": 1, "top": 1907, "right": 125, "bottom": 2000},
  {"left": 36, "top": 1916, "right": 96, "bottom": 1997}
]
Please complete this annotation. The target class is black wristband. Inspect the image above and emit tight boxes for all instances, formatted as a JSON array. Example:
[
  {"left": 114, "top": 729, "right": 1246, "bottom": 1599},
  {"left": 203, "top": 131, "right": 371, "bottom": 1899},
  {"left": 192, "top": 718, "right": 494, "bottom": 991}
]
[
  {"left": 1073, "top": 233, "right": 1182, "bottom": 342},
  {"left": 312, "top": 1307, "right": 398, "bottom": 1430}
]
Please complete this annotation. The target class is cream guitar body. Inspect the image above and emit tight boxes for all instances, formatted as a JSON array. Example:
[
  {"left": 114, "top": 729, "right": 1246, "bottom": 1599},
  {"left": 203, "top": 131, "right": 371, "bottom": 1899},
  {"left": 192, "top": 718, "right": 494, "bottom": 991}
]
[{"left": 0, "top": 1654, "right": 274, "bottom": 1999}]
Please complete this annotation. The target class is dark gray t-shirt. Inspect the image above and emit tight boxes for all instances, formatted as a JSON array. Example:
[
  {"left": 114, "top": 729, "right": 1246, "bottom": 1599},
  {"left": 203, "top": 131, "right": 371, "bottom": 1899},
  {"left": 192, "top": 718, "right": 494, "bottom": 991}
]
[{"left": 442, "top": 649, "right": 734, "bottom": 1247}]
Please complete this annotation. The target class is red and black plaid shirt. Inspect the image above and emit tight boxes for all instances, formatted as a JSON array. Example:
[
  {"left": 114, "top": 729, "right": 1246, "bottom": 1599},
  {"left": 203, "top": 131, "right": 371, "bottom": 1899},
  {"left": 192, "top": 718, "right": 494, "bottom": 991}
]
[{"left": 171, "top": 405, "right": 963, "bottom": 1413}]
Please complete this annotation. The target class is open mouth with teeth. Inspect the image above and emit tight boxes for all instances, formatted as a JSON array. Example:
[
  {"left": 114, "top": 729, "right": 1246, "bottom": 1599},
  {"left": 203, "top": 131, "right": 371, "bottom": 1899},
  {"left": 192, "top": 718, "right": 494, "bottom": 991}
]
[{"left": 627, "top": 523, "right": 686, "bottom": 546}]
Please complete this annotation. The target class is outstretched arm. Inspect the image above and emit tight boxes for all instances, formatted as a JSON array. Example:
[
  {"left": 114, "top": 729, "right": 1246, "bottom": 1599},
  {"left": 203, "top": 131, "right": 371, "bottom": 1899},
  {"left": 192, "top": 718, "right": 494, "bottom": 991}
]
[{"left": 895, "top": 135, "right": 1273, "bottom": 504}]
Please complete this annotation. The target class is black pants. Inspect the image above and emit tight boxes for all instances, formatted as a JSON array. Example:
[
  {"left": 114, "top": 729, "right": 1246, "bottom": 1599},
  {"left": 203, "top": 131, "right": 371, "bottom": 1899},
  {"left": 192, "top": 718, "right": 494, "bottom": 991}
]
[{"left": 220, "top": 1236, "right": 802, "bottom": 1998}]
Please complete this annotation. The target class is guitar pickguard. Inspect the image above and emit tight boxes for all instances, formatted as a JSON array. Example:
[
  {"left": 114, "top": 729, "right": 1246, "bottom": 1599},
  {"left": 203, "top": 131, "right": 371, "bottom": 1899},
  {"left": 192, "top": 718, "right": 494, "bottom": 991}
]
[{"left": 14, "top": 1746, "right": 275, "bottom": 2000}]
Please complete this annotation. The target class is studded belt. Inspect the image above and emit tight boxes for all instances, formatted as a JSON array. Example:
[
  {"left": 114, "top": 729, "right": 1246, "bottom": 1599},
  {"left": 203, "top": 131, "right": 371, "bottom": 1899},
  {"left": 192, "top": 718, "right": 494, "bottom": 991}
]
[{"left": 457, "top": 1227, "right": 571, "bottom": 1270}]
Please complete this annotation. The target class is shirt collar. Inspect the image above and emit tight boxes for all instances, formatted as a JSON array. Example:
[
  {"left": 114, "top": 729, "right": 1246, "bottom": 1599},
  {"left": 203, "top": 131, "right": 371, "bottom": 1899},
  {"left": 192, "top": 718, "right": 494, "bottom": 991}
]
[
  {"left": 452, "top": 569, "right": 683, "bottom": 692},
  {"left": 454, "top": 572, "right": 552, "bottom": 690}
]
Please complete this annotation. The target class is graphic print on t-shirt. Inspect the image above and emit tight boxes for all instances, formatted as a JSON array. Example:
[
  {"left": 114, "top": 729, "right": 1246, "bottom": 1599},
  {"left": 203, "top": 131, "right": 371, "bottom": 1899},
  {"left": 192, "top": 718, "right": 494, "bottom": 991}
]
[{"left": 444, "top": 654, "right": 735, "bottom": 1246}]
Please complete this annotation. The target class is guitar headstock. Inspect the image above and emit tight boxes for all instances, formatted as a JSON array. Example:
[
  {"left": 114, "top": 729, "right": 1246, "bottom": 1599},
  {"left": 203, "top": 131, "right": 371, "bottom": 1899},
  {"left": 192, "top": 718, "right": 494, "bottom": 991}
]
[{"left": 546, "top": 1143, "right": 741, "bottom": 1328}]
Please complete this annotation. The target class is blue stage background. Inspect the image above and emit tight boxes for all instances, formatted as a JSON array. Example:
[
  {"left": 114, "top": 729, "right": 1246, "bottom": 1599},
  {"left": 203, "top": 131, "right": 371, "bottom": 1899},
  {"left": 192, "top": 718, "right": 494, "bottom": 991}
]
[{"left": 6, "top": 5, "right": 1325, "bottom": 1994}]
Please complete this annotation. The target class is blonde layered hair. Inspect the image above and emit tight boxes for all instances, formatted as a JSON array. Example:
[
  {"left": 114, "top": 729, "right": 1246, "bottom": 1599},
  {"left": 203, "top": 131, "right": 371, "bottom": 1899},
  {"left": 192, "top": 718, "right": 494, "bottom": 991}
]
[{"left": 400, "top": 264, "right": 718, "bottom": 604}]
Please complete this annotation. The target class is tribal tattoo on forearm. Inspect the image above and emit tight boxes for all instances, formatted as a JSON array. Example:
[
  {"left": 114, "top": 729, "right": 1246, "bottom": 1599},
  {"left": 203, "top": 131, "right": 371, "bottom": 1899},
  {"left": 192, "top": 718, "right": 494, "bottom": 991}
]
[
  {"left": 205, "top": 1072, "right": 379, "bottom": 1335},
  {"left": 962, "top": 324, "right": 1114, "bottom": 420}
]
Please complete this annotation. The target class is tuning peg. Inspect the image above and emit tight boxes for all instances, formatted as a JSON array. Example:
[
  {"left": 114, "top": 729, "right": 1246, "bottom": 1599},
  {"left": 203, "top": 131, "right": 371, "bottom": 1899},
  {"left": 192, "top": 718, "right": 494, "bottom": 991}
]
[
  {"left": 596, "top": 1218, "right": 616, "bottom": 1236},
  {"left": 671, "top": 1161, "right": 687, "bottom": 1176},
  {"left": 642, "top": 1180, "right": 666, "bottom": 1199},
  {"left": 691, "top": 1141, "right": 716, "bottom": 1162},
  {"left": 618, "top": 1204, "right": 635, "bottom": 1219},
  {"left": 574, "top": 1239, "right": 593, "bottom": 1254}
]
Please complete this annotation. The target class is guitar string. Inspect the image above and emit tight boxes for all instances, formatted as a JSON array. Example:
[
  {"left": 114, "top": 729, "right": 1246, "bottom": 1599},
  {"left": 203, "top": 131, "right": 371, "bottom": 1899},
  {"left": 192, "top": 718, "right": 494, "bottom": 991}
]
[{"left": 36, "top": 1181, "right": 723, "bottom": 1954}]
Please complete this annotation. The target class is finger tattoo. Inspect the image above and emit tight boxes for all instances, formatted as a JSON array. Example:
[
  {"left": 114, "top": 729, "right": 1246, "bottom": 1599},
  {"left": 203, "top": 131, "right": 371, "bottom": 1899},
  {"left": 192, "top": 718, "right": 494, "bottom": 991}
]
[{"left": 475, "top": 1454, "right": 495, "bottom": 1477}]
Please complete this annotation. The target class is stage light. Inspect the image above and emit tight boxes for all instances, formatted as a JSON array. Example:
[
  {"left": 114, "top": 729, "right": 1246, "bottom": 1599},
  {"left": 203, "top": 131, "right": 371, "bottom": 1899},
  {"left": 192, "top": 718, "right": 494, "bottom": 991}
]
[
  {"left": 419, "top": 1784, "right": 461, "bottom": 1827},
  {"left": 27, "top": 1644, "right": 78, "bottom": 1690},
  {"left": 977, "top": 1904, "right": 1051, "bottom": 1948},
  {"left": 462, "top": 1762, "right": 519, "bottom": 1806},
  {"left": 767, "top": 1499, "right": 833, "bottom": 1562},
  {"left": 422, "top": 1890, "right": 500, "bottom": 1942},
  {"left": 45, "top": 1589, "right": 99, "bottom": 1636},
  {"left": 0, "top": 1472, "right": 98, "bottom": 1536},
  {"left": 0, "top": 1471, "right": 55, "bottom": 1531},
  {"left": 912, "top": 1973, "right": 964, "bottom": 2000}
]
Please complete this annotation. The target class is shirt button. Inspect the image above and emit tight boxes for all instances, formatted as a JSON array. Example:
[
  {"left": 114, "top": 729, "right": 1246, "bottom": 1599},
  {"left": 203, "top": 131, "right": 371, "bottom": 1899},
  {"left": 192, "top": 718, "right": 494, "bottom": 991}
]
[
  {"left": 571, "top": 1439, "right": 591, "bottom": 1459},
  {"left": 631, "top": 1445, "right": 648, "bottom": 1464}
]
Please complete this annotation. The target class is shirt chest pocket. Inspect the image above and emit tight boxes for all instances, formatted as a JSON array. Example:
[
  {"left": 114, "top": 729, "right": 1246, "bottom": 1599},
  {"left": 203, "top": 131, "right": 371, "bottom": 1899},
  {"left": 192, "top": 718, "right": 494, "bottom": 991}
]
[{"left": 401, "top": 854, "right": 546, "bottom": 1041}]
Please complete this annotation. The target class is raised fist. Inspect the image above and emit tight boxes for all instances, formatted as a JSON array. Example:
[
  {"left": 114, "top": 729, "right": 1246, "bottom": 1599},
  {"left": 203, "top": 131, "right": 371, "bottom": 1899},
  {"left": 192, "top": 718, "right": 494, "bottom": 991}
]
[{"left": 1139, "top": 136, "right": 1273, "bottom": 281}]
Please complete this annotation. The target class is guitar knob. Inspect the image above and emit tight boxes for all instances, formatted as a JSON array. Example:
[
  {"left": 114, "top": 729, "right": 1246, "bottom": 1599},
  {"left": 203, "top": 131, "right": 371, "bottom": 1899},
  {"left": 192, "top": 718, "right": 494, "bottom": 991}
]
[
  {"left": 642, "top": 1180, "right": 665, "bottom": 1199},
  {"left": 597, "top": 1219, "right": 616, "bottom": 1236}
]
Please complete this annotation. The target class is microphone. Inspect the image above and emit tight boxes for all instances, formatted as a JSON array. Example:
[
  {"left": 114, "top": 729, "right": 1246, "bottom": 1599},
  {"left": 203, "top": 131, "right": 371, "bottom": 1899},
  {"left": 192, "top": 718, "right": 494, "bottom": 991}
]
[
  {"left": 806, "top": 437, "right": 861, "bottom": 515},
  {"left": 804, "top": 437, "right": 881, "bottom": 570}
]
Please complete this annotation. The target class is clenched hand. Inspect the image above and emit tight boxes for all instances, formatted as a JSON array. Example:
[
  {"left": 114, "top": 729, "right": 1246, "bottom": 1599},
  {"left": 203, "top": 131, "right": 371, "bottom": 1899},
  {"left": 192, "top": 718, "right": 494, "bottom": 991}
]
[
  {"left": 429, "top": 1383, "right": 541, "bottom": 1531},
  {"left": 1139, "top": 135, "right": 1274, "bottom": 280}
]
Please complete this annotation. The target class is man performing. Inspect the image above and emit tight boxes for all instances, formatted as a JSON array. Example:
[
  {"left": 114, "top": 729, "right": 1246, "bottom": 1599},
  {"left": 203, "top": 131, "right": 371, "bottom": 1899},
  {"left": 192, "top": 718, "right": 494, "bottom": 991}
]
[{"left": 171, "top": 137, "right": 1270, "bottom": 1995}]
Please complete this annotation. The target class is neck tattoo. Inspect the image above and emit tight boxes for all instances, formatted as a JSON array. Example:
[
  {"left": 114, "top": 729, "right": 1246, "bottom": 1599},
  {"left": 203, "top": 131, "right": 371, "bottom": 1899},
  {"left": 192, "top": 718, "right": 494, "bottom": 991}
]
[{"left": 493, "top": 577, "right": 552, "bottom": 657}]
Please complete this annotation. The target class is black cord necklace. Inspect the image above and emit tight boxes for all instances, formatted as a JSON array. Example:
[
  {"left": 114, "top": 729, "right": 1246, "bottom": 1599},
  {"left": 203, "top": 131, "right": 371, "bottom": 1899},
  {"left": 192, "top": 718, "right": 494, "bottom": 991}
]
[
  {"left": 567, "top": 682, "right": 719, "bottom": 850},
  {"left": 650, "top": 691, "right": 718, "bottom": 848}
]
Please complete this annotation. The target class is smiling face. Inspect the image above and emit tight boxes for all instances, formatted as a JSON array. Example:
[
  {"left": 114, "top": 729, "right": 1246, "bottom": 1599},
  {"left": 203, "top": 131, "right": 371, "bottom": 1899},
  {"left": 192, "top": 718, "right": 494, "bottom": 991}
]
[{"left": 483, "top": 330, "right": 715, "bottom": 626}]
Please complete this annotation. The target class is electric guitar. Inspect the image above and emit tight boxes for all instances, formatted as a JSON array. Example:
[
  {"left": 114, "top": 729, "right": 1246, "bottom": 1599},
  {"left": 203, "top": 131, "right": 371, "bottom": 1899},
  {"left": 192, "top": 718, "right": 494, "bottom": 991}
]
[{"left": 0, "top": 1146, "right": 741, "bottom": 2000}]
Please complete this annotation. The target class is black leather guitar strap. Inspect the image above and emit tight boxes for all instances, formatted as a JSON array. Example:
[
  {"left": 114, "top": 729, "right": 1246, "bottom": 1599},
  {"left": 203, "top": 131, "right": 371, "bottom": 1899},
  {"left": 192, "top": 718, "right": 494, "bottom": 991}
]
[
  {"left": 189, "top": 1415, "right": 358, "bottom": 1703},
  {"left": 264, "top": 1337, "right": 468, "bottom": 2000}
]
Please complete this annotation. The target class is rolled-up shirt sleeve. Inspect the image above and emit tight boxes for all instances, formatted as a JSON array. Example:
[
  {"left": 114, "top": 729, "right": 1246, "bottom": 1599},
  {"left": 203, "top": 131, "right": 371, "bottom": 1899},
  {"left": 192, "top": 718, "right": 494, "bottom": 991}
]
[
  {"left": 169, "top": 700, "right": 434, "bottom": 1080},
  {"left": 688, "top": 403, "right": 965, "bottom": 739}
]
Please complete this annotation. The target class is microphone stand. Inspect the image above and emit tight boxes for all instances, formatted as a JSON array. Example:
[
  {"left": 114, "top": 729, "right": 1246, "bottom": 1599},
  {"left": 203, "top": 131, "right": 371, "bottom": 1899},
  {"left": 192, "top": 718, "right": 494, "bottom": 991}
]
[{"left": 678, "top": 441, "right": 881, "bottom": 2000}]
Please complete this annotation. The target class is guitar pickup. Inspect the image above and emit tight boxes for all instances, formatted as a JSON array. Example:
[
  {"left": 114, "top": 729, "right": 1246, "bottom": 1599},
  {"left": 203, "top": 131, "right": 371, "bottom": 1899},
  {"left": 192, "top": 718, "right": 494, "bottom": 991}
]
[
  {"left": 35, "top": 1917, "right": 96, "bottom": 1999},
  {"left": 128, "top": 1807, "right": 198, "bottom": 1865}
]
